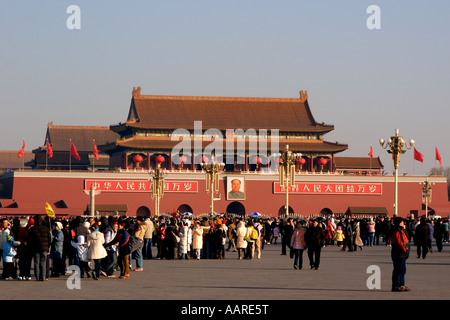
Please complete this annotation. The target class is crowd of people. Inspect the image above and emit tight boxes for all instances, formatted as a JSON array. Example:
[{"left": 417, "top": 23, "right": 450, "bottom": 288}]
[{"left": 0, "top": 213, "right": 448, "bottom": 282}]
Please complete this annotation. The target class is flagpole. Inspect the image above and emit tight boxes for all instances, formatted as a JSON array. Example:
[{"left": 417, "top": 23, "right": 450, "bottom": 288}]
[
  {"left": 93, "top": 139, "right": 95, "bottom": 172},
  {"left": 69, "top": 139, "right": 72, "bottom": 172},
  {"left": 22, "top": 138, "right": 25, "bottom": 171},
  {"left": 45, "top": 138, "right": 48, "bottom": 171}
]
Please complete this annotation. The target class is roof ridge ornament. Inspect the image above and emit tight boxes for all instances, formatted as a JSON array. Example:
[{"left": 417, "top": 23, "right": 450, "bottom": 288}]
[
  {"left": 132, "top": 86, "right": 141, "bottom": 97},
  {"left": 299, "top": 90, "right": 308, "bottom": 103}
]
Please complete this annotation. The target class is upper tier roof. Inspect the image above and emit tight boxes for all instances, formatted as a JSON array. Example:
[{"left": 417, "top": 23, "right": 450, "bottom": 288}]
[{"left": 121, "top": 87, "right": 335, "bottom": 133}]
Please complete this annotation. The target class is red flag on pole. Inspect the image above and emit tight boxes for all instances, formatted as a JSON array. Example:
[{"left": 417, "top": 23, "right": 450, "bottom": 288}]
[
  {"left": 46, "top": 141, "right": 53, "bottom": 159},
  {"left": 70, "top": 141, "right": 81, "bottom": 160},
  {"left": 368, "top": 146, "right": 373, "bottom": 159},
  {"left": 436, "top": 147, "right": 442, "bottom": 166},
  {"left": 18, "top": 140, "right": 25, "bottom": 158},
  {"left": 93, "top": 141, "right": 99, "bottom": 160},
  {"left": 414, "top": 147, "right": 424, "bottom": 163}
]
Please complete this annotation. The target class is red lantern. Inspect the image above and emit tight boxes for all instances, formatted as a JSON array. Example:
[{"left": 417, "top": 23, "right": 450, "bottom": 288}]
[
  {"left": 202, "top": 156, "right": 209, "bottom": 163},
  {"left": 318, "top": 158, "right": 328, "bottom": 166},
  {"left": 296, "top": 158, "right": 306, "bottom": 165},
  {"left": 256, "top": 157, "right": 262, "bottom": 164},
  {"left": 133, "top": 155, "right": 143, "bottom": 163},
  {"left": 179, "top": 155, "right": 187, "bottom": 163},
  {"left": 155, "top": 155, "right": 165, "bottom": 164},
  {"left": 318, "top": 158, "right": 328, "bottom": 172}
]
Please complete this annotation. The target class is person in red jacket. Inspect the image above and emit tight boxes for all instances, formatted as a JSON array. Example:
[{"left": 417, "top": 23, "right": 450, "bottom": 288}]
[{"left": 390, "top": 217, "right": 411, "bottom": 292}]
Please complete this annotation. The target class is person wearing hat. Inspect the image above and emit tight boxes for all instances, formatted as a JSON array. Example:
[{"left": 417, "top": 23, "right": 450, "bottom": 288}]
[
  {"left": 50, "top": 221, "right": 65, "bottom": 277},
  {"left": 390, "top": 217, "right": 411, "bottom": 292},
  {"left": 2, "top": 235, "right": 19, "bottom": 280}
]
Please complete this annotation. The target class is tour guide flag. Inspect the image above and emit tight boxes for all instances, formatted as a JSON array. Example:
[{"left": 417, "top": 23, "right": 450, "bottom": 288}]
[
  {"left": 45, "top": 202, "right": 55, "bottom": 217},
  {"left": 47, "top": 141, "right": 53, "bottom": 158},
  {"left": 436, "top": 147, "right": 442, "bottom": 166},
  {"left": 18, "top": 140, "right": 25, "bottom": 158},
  {"left": 414, "top": 147, "right": 424, "bottom": 163},
  {"left": 70, "top": 141, "right": 81, "bottom": 160}
]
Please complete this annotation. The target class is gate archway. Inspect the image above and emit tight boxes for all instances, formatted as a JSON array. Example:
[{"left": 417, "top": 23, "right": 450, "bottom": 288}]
[
  {"left": 226, "top": 201, "right": 246, "bottom": 218},
  {"left": 136, "top": 206, "right": 151, "bottom": 217}
]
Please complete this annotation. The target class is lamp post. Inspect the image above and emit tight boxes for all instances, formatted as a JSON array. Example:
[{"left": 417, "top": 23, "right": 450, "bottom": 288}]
[
  {"left": 200, "top": 156, "right": 224, "bottom": 217},
  {"left": 420, "top": 179, "right": 433, "bottom": 219},
  {"left": 379, "top": 128, "right": 415, "bottom": 217},
  {"left": 278, "top": 145, "right": 302, "bottom": 218},
  {"left": 151, "top": 155, "right": 166, "bottom": 217}
]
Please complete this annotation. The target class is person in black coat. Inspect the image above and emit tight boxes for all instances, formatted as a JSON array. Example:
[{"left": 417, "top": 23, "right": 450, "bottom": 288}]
[
  {"left": 415, "top": 217, "right": 430, "bottom": 259},
  {"left": 27, "top": 215, "right": 52, "bottom": 281},
  {"left": 305, "top": 219, "right": 325, "bottom": 270}
]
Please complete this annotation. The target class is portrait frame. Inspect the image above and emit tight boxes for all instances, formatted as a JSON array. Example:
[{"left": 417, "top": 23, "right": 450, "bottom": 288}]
[{"left": 226, "top": 176, "right": 245, "bottom": 201}]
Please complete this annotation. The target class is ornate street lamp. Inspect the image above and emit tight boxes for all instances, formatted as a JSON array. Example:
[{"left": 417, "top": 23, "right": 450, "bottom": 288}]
[
  {"left": 379, "top": 128, "right": 415, "bottom": 217},
  {"left": 200, "top": 155, "right": 224, "bottom": 217},
  {"left": 420, "top": 179, "right": 433, "bottom": 219},
  {"left": 278, "top": 144, "right": 302, "bottom": 218},
  {"left": 151, "top": 155, "right": 166, "bottom": 217}
]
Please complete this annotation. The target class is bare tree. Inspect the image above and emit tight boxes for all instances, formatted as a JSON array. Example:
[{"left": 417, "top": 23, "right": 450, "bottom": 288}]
[{"left": 429, "top": 167, "right": 450, "bottom": 200}]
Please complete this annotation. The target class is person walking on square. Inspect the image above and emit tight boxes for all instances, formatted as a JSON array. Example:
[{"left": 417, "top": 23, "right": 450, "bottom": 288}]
[
  {"left": 290, "top": 220, "right": 307, "bottom": 270},
  {"left": 367, "top": 218, "right": 376, "bottom": 246},
  {"left": 390, "top": 217, "right": 411, "bottom": 292},
  {"left": 103, "top": 221, "right": 118, "bottom": 277},
  {"left": 107, "top": 220, "right": 131, "bottom": 279},
  {"left": 354, "top": 220, "right": 364, "bottom": 251},
  {"left": 192, "top": 220, "right": 203, "bottom": 260},
  {"left": 27, "top": 215, "right": 52, "bottom": 281},
  {"left": 341, "top": 219, "right": 354, "bottom": 252},
  {"left": 235, "top": 221, "right": 247, "bottom": 260},
  {"left": 433, "top": 218, "right": 444, "bottom": 252},
  {"left": 50, "top": 221, "right": 65, "bottom": 277},
  {"left": 2, "top": 235, "right": 19, "bottom": 280},
  {"left": 143, "top": 216, "right": 155, "bottom": 259},
  {"left": 17, "top": 217, "right": 34, "bottom": 280},
  {"left": 244, "top": 220, "right": 257, "bottom": 260},
  {"left": 226, "top": 218, "right": 237, "bottom": 252},
  {"left": 178, "top": 220, "right": 191, "bottom": 260},
  {"left": 87, "top": 223, "right": 108, "bottom": 280},
  {"left": 131, "top": 216, "right": 147, "bottom": 271},
  {"left": 305, "top": 219, "right": 325, "bottom": 270},
  {"left": 415, "top": 217, "right": 430, "bottom": 259}
]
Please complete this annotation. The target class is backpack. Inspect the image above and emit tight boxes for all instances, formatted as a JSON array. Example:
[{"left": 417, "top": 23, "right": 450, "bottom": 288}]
[
  {"left": 121, "top": 234, "right": 143, "bottom": 255},
  {"left": 250, "top": 227, "right": 258, "bottom": 240}
]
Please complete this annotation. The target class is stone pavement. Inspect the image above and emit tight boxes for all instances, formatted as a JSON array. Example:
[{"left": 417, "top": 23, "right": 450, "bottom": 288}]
[{"left": 1, "top": 242, "right": 448, "bottom": 301}]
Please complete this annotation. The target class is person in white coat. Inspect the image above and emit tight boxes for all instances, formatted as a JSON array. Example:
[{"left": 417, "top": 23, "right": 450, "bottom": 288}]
[
  {"left": 87, "top": 224, "right": 107, "bottom": 280},
  {"left": 178, "top": 221, "right": 191, "bottom": 260},
  {"left": 235, "top": 221, "right": 248, "bottom": 260},
  {"left": 191, "top": 221, "right": 203, "bottom": 260}
]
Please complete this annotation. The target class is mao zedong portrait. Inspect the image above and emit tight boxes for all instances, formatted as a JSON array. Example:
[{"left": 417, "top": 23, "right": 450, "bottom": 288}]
[{"left": 227, "top": 178, "right": 245, "bottom": 200}]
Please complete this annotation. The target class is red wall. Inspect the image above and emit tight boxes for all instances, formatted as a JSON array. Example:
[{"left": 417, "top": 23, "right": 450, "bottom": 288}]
[{"left": 1, "top": 171, "right": 448, "bottom": 218}]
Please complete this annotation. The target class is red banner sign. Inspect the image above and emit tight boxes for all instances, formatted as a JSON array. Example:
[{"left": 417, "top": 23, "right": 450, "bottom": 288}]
[
  {"left": 84, "top": 180, "right": 198, "bottom": 193},
  {"left": 273, "top": 182, "right": 382, "bottom": 195}
]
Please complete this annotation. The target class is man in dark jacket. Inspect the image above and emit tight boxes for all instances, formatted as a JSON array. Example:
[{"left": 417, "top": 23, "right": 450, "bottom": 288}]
[
  {"left": 27, "top": 215, "right": 52, "bottom": 281},
  {"left": 415, "top": 217, "right": 430, "bottom": 259},
  {"left": 305, "top": 219, "right": 325, "bottom": 270}
]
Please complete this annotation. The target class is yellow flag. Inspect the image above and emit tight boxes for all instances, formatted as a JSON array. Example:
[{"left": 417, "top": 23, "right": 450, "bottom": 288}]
[{"left": 45, "top": 202, "right": 55, "bottom": 217}]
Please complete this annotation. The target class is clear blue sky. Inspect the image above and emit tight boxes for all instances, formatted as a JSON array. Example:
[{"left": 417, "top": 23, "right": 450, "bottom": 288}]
[{"left": 1, "top": 1, "right": 449, "bottom": 175}]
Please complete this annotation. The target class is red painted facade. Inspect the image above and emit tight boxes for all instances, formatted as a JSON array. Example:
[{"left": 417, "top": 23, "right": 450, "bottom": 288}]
[{"left": 1, "top": 170, "right": 448, "bottom": 219}]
